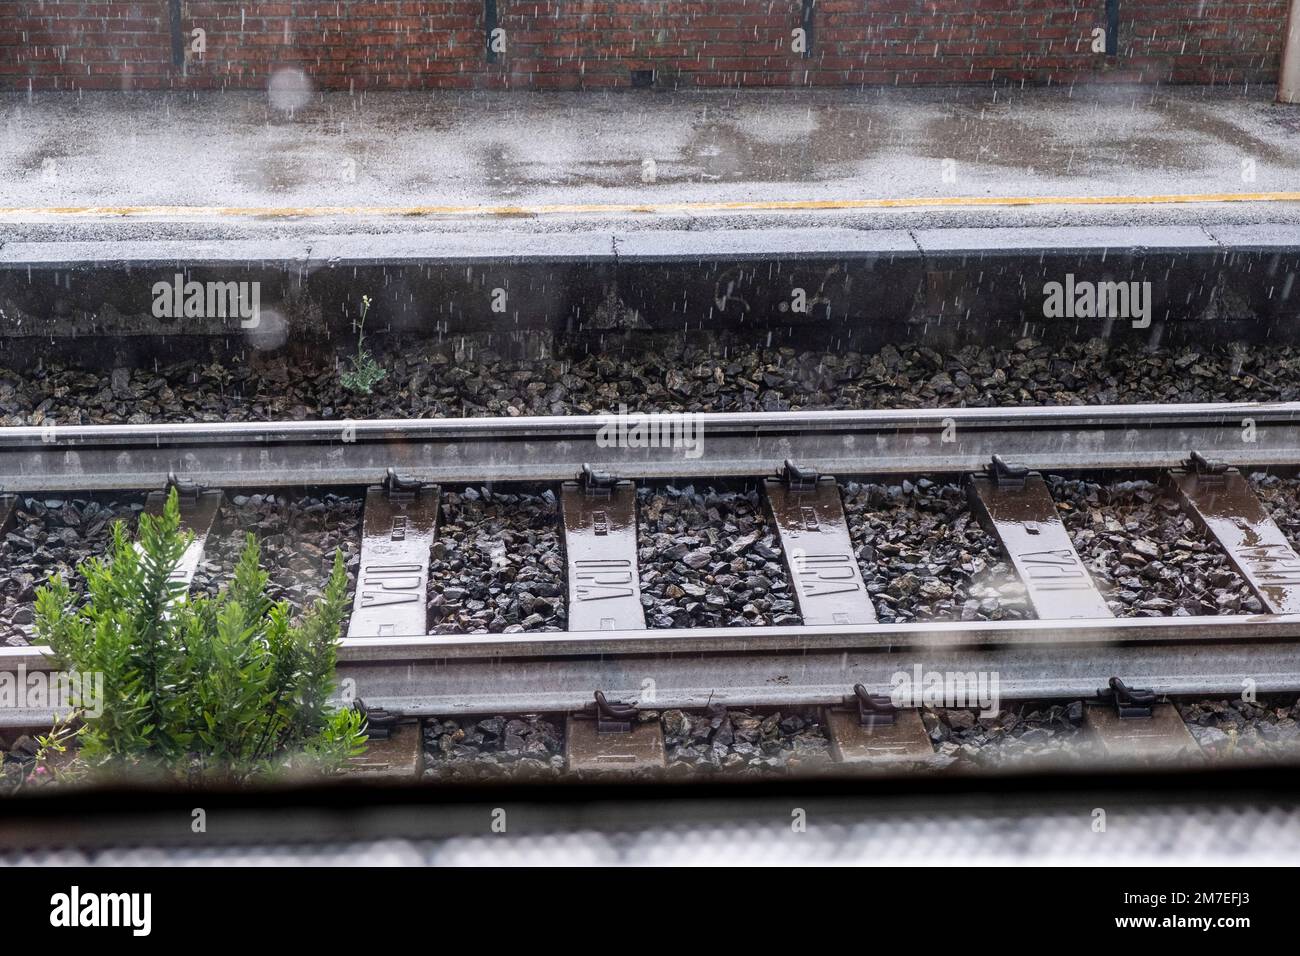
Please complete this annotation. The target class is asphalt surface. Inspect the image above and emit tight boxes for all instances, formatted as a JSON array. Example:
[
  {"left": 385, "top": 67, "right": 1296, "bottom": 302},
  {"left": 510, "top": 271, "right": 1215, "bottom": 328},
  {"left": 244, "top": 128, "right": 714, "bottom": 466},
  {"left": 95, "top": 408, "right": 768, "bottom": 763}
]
[{"left": 3, "top": 85, "right": 1300, "bottom": 242}]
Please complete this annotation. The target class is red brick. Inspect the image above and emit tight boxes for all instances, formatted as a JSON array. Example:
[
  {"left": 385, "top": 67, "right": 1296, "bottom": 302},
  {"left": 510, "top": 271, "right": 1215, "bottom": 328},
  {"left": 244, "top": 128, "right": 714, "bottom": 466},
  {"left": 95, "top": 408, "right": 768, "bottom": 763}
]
[{"left": 0, "top": 0, "right": 1288, "bottom": 91}]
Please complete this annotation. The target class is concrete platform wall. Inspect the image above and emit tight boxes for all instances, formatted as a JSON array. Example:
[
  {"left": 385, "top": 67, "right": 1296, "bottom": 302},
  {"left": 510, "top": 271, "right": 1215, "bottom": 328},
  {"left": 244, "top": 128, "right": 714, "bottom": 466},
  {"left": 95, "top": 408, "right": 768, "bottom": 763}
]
[
  {"left": 3, "top": 1, "right": 1287, "bottom": 92},
  {"left": 1, "top": 227, "right": 1296, "bottom": 369}
]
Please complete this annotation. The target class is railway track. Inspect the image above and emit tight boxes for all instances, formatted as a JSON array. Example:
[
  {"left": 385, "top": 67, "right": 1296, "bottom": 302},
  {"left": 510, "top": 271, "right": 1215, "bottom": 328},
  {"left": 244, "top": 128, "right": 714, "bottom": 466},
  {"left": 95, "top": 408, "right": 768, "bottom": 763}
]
[{"left": 3, "top": 402, "right": 1300, "bottom": 770}]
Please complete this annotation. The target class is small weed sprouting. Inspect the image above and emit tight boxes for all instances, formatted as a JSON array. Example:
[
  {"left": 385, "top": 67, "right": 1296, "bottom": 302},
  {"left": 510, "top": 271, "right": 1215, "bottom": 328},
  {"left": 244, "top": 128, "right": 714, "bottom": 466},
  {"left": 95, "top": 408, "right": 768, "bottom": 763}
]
[
  {"left": 33, "top": 489, "right": 366, "bottom": 785},
  {"left": 0, "top": 713, "right": 79, "bottom": 795},
  {"left": 340, "top": 293, "right": 386, "bottom": 394}
]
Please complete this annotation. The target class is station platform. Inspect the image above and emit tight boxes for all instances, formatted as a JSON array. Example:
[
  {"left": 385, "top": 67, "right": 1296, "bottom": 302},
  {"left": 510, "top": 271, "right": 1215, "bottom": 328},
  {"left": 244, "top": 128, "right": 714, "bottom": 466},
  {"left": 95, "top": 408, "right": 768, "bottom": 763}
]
[{"left": 2, "top": 85, "right": 1300, "bottom": 243}]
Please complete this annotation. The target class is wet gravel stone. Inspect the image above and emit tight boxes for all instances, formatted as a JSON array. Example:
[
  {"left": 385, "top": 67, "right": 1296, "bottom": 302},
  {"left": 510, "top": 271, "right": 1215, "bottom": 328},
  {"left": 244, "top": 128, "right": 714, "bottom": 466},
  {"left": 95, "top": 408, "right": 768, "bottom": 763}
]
[
  {"left": 0, "top": 735, "right": 41, "bottom": 794},
  {"left": 841, "top": 479, "right": 1033, "bottom": 622},
  {"left": 1179, "top": 697, "right": 1300, "bottom": 761},
  {"left": 190, "top": 492, "right": 361, "bottom": 613},
  {"left": 422, "top": 715, "right": 565, "bottom": 781},
  {"left": 1249, "top": 474, "right": 1300, "bottom": 547},
  {"left": 925, "top": 701, "right": 1095, "bottom": 768},
  {"left": 662, "top": 706, "right": 833, "bottom": 774},
  {"left": 428, "top": 487, "right": 565, "bottom": 634},
  {"left": 8, "top": 338, "right": 1300, "bottom": 426},
  {"left": 637, "top": 485, "right": 794, "bottom": 628},
  {"left": 1048, "top": 477, "right": 1256, "bottom": 617},
  {"left": 0, "top": 495, "right": 145, "bottom": 646}
]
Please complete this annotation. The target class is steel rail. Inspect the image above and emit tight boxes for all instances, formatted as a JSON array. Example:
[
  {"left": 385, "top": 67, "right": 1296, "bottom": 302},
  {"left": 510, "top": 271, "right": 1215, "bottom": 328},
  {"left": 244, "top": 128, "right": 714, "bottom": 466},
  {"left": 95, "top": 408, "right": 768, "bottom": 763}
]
[
  {"left": 2, "top": 402, "right": 1299, "bottom": 491},
  {"left": 281, "top": 614, "right": 1300, "bottom": 713},
  {"left": 4, "top": 615, "right": 1299, "bottom": 721},
  {"left": 335, "top": 642, "right": 1299, "bottom": 715}
]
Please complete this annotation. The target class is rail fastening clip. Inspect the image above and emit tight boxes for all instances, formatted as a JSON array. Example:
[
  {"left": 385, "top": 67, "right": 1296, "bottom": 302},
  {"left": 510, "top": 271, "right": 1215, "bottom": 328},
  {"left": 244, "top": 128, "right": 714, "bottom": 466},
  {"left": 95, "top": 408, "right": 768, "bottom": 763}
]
[
  {"left": 578, "top": 463, "right": 617, "bottom": 498},
  {"left": 383, "top": 467, "right": 428, "bottom": 502},
  {"left": 584, "top": 690, "right": 638, "bottom": 734},
  {"left": 780, "top": 459, "right": 820, "bottom": 492},
  {"left": 985, "top": 454, "right": 1031, "bottom": 489},
  {"left": 1187, "top": 450, "right": 1230, "bottom": 484},
  {"left": 353, "top": 698, "right": 402, "bottom": 740},
  {"left": 165, "top": 470, "right": 201, "bottom": 506},
  {"left": 1096, "top": 676, "right": 1158, "bottom": 720},
  {"left": 848, "top": 683, "right": 897, "bottom": 728}
]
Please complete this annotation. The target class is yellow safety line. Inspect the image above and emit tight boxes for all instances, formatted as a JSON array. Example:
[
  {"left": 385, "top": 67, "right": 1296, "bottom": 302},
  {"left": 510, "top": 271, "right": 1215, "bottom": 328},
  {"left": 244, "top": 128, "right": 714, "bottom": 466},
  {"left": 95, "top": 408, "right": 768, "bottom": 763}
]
[{"left": 1, "top": 191, "right": 1299, "bottom": 219}]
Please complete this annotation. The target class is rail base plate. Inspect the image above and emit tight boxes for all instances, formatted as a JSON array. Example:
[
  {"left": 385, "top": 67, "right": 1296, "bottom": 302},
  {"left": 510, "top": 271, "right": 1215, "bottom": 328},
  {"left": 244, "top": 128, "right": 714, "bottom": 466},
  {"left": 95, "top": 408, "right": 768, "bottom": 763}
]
[
  {"left": 825, "top": 708, "right": 937, "bottom": 766},
  {"left": 1088, "top": 704, "right": 1203, "bottom": 764},
  {"left": 345, "top": 723, "right": 425, "bottom": 780},
  {"left": 565, "top": 715, "right": 665, "bottom": 773}
]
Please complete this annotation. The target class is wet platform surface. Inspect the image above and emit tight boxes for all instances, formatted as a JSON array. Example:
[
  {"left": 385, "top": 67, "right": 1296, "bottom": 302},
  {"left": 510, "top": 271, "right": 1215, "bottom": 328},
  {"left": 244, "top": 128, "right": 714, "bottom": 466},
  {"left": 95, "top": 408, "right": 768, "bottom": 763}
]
[{"left": 4, "top": 87, "right": 1300, "bottom": 241}]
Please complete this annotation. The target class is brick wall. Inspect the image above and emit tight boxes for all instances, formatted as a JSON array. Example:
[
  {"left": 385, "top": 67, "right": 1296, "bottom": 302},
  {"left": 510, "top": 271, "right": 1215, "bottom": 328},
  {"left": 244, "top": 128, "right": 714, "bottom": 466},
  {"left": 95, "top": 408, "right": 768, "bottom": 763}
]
[{"left": 1, "top": 1, "right": 1288, "bottom": 92}]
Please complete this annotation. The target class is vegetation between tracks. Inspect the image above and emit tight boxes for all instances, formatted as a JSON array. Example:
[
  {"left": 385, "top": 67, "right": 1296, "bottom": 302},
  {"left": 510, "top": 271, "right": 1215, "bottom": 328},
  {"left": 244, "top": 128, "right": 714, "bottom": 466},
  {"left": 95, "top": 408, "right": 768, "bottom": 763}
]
[
  {"left": 339, "top": 294, "right": 386, "bottom": 395},
  {"left": 20, "top": 489, "right": 365, "bottom": 787}
]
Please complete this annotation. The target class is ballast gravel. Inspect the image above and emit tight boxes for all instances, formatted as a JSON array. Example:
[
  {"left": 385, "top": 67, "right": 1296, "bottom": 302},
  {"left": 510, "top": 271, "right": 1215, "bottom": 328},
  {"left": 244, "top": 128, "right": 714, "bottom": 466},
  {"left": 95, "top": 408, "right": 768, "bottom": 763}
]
[
  {"left": 840, "top": 478, "right": 1033, "bottom": 622},
  {"left": 190, "top": 492, "right": 362, "bottom": 613},
  {"left": 637, "top": 485, "right": 795, "bottom": 628},
  {"left": 422, "top": 715, "right": 565, "bottom": 781},
  {"left": 1178, "top": 697, "right": 1300, "bottom": 761},
  {"left": 427, "top": 487, "right": 566, "bottom": 634},
  {"left": 1250, "top": 473, "right": 1300, "bottom": 549},
  {"left": 661, "top": 707, "right": 833, "bottom": 774},
  {"left": 923, "top": 702, "right": 1096, "bottom": 768},
  {"left": 1047, "top": 477, "right": 1256, "bottom": 617},
  {"left": 0, "top": 495, "right": 145, "bottom": 646},
  {"left": 7, "top": 338, "right": 1300, "bottom": 426}
]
